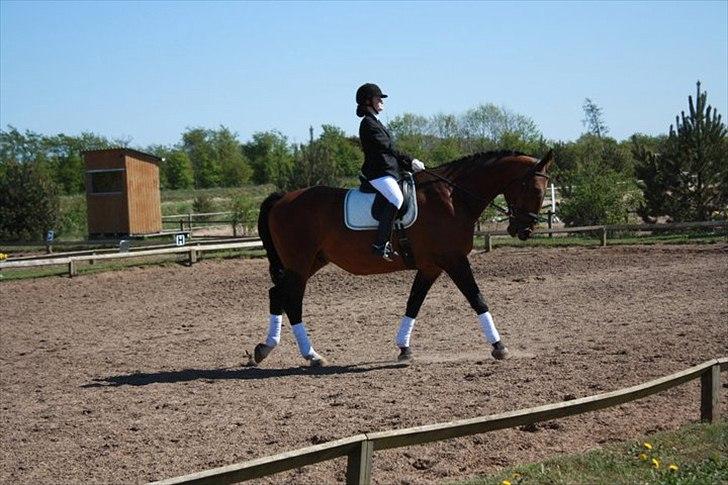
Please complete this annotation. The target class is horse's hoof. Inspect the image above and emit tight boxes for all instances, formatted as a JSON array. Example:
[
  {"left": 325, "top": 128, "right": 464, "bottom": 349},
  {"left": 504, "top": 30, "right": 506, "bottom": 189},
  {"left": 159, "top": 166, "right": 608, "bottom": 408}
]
[
  {"left": 253, "top": 343, "right": 272, "bottom": 364},
  {"left": 309, "top": 356, "right": 327, "bottom": 368},
  {"left": 491, "top": 342, "right": 509, "bottom": 360},
  {"left": 398, "top": 347, "right": 413, "bottom": 362},
  {"left": 244, "top": 350, "right": 257, "bottom": 367}
]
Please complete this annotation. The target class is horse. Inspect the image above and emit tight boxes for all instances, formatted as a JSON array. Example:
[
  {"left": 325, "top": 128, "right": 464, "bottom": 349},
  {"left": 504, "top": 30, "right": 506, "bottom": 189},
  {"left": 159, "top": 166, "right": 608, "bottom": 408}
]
[{"left": 249, "top": 149, "right": 554, "bottom": 367}]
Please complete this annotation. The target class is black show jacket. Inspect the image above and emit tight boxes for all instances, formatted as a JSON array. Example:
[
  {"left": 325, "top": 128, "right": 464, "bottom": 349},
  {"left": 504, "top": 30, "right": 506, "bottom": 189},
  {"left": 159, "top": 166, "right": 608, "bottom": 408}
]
[{"left": 359, "top": 112, "right": 414, "bottom": 180}]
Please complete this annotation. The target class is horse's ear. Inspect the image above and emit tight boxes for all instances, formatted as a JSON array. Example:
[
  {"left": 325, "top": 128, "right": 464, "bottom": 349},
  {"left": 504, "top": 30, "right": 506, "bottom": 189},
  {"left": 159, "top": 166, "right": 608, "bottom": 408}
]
[{"left": 536, "top": 149, "right": 554, "bottom": 172}]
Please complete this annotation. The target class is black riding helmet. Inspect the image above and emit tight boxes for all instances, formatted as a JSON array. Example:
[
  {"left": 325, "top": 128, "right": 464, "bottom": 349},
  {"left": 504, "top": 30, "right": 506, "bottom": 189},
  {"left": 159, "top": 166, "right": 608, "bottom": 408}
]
[{"left": 356, "top": 83, "right": 388, "bottom": 106}]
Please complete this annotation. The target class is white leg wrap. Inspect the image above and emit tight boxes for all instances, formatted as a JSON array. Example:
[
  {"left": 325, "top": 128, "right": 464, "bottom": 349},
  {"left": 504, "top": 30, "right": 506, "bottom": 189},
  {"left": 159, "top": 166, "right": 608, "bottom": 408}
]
[
  {"left": 265, "top": 314, "right": 282, "bottom": 347},
  {"left": 291, "top": 322, "right": 318, "bottom": 359},
  {"left": 478, "top": 311, "right": 501, "bottom": 344},
  {"left": 396, "top": 316, "right": 416, "bottom": 348}
]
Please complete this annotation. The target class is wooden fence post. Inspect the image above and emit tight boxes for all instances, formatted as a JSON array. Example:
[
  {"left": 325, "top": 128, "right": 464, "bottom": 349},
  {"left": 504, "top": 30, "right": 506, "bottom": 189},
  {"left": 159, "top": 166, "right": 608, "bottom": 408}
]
[
  {"left": 68, "top": 260, "right": 77, "bottom": 277},
  {"left": 700, "top": 364, "right": 720, "bottom": 422},
  {"left": 600, "top": 227, "right": 607, "bottom": 247},
  {"left": 345, "top": 440, "right": 372, "bottom": 485},
  {"left": 189, "top": 248, "right": 197, "bottom": 265},
  {"left": 485, "top": 233, "right": 492, "bottom": 252},
  {"left": 187, "top": 213, "right": 193, "bottom": 232},
  {"left": 547, "top": 211, "right": 553, "bottom": 238}
]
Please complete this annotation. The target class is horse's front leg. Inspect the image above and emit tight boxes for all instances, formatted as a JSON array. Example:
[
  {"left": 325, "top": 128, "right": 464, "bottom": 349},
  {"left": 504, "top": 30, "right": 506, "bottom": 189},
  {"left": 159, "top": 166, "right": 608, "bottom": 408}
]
[
  {"left": 440, "top": 255, "right": 509, "bottom": 360},
  {"left": 396, "top": 267, "right": 442, "bottom": 361}
]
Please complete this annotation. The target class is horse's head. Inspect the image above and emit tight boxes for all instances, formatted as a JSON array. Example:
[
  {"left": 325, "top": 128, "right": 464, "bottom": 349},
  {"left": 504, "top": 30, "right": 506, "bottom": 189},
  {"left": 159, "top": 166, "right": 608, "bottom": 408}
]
[{"left": 503, "top": 150, "right": 554, "bottom": 240}]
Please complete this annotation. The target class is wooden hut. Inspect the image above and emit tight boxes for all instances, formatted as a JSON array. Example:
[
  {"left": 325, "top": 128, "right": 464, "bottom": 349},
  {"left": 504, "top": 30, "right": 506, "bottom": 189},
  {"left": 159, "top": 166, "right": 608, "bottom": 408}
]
[{"left": 84, "top": 148, "right": 162, "bottom": 239}]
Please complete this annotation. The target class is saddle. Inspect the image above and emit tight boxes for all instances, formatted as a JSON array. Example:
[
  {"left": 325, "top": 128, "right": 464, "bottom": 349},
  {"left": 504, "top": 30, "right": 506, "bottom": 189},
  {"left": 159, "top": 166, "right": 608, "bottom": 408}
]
[{"left": 343, "top": 172, "right": 418, "bottom": 231}]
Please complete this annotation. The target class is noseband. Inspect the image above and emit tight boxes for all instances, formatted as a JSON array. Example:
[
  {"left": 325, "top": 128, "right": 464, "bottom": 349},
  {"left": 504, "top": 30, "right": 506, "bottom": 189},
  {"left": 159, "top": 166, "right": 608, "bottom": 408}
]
[
  {"left": 502, "top": 167, "right": 550, "bottom": 227},
  {"left": 421, "top": 162, "right": 549, "bottom": 225}
]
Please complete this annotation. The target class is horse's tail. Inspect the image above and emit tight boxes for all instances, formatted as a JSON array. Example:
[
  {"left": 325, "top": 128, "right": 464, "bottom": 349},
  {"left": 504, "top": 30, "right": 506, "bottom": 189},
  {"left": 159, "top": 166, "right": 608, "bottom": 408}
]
[{"left": 258, "top": 192, "right": 286, "bottom": 285}]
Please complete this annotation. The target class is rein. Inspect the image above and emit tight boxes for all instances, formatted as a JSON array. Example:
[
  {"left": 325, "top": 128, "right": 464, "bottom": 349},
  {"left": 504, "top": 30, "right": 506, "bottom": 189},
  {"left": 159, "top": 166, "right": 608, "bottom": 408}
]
[{"left": 420, "top": 164, "right": 550, "bottom": 222}]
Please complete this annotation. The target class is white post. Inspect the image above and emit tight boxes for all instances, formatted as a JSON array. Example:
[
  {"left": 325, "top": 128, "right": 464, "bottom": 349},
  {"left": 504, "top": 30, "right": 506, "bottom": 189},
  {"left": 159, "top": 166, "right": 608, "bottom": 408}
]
[{"left": 550, "top": 183, "right": 556, "bottom": 213}]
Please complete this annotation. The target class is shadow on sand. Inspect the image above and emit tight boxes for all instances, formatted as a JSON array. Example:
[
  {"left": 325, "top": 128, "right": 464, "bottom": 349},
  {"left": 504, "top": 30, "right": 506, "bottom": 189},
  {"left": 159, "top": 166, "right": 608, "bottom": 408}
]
[{"left": 81, "top": 360, "right": 409, "bottom": 388}]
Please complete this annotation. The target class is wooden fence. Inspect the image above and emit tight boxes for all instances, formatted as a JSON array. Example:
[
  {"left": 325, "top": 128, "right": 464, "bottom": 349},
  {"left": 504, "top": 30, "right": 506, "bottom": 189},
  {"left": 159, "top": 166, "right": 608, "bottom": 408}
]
[
  {"left": 477, "top": 220, "right": 728, "bottom": 252},
  {"left": 0, "top": 240, "right": 264, "bottom": 277},
  {"left": 151, "top": 357, "right": 726, "bottom": 485},
  {"left": 162, "top": 211, "right": 257, "bottom": 237},
  {"left": 3, "top": 220, "right": 726, "bottom": 276}
]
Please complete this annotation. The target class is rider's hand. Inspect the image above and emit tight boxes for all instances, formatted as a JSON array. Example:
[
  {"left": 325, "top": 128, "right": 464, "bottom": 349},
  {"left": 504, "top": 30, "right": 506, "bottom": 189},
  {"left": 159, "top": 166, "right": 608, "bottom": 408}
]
[{"left": 411, "top": 159, "right": 425, "bottom": 172}]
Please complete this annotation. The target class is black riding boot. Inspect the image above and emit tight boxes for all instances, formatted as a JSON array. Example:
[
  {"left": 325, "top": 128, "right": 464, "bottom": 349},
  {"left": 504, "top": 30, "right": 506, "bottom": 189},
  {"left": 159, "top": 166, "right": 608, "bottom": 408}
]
[{"left": 372, "top": 202, "right": 399, "bottom": 261}]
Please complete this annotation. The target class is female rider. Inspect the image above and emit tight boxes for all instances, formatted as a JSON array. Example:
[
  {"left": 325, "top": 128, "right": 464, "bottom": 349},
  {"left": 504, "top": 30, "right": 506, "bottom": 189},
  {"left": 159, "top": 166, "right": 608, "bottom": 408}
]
[{"left": 356, "top": 83, "right": 425, "bottom": 261}]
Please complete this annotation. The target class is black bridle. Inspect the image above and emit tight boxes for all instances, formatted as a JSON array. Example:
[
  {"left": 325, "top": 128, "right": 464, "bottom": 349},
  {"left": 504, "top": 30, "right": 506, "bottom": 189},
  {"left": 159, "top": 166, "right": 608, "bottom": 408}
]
[{"left": 421, "top": 164, "right": 550, "bottom": 226}]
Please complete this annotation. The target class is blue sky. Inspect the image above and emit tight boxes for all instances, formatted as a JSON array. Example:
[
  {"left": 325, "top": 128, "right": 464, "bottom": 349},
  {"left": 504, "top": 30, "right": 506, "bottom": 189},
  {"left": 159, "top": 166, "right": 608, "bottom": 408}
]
[{"left": 1, "top": 1, "right": 726, "bottom": 148}]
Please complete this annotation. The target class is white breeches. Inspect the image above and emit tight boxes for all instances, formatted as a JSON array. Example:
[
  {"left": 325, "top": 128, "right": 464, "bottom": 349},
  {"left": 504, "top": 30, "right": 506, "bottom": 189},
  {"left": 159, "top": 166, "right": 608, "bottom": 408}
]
[{"left": 369, "top": 175, "right": 404, "bottom": 209}]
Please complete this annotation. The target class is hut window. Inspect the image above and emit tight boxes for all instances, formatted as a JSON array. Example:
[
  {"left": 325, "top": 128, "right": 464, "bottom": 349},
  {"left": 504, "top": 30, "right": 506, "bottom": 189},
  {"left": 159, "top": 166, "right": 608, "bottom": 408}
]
[{"left": 89, "top": 169, "right": 124, "bottom": 194}]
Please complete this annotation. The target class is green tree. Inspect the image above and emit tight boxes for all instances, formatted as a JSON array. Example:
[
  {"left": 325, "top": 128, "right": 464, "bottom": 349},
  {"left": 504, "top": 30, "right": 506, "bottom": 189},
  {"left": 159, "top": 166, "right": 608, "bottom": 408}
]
[
  {"left": 582, "top": 98, "right": 609, "bottom": 138},
  {"left": 163, "top": 150, "right": 194, "bottom": 190},
  {"left": 45, "top": 133, "right": 113, "bottom": 194},
  {"left": 214, "top": 127, "right": 251, "bottom": 187},
  {"left": 386, "top": 113, "right": 430, "bottom": 161},
  {"left": 0, "top": 126, "right": 47, "bottom": 164},
  {"left": 147, "top": 145, "right": 194, "bottom": 190},
  {"left": 183, "top": 128, "right": 221, "bottom": 188},
  {"left": 243, "top": 130, "right": 293, "bottom": 186},
  {"left": 317, "top": 124, "right": 363, "bottom": 176},
  {"left": 428, "top": 113, "right": 464, "bottom": 165},
  {"left": 634, "top": 81, "right": 727, "bottom": 221},
  {"left": 283, "top": 140, "right": 339, "bottom": 191},
  {"left": 461, "top": 103, "right": 541, "bottom": 152},
  {"left": 0, "top": 160, "right": 60, "bottom": 240}
]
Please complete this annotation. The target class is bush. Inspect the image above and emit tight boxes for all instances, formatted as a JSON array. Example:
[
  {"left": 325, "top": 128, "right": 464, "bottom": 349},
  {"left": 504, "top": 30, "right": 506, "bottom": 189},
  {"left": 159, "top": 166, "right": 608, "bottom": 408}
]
[
  {"left": 192, "top": 194, "right": 218, "bottom": 221},
  {"left": 229, "top": 193, "right": 257, "bottom": 236},
  {"left": 59, "top": 195, "right": 87, "bottom": 239},
  {"left": 0, "top": 160, "right": 60, "bottom": 241},
  {"left": 559, "top": 168, "right": 642, "bottom": 227}
]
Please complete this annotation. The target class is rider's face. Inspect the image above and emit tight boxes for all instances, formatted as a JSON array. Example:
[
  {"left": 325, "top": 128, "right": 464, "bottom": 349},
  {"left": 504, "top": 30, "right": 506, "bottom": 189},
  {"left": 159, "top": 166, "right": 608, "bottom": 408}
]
[{"left": 372, "top": 96, "right": 384, "bottom": 113}]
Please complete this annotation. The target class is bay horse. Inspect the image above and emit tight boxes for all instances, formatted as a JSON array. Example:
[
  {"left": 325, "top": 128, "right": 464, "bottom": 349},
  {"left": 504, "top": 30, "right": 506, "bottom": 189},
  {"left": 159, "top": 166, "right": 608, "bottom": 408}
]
[{"left": 250, "top": 150, "right": 554, "bottom": 367}]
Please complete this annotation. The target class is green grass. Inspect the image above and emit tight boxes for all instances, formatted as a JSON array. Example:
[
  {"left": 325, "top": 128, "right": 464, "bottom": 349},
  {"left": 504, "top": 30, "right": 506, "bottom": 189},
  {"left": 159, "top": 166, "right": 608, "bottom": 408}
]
[{"left": 458, "top": 421, "right": 727, "bottom": 485}]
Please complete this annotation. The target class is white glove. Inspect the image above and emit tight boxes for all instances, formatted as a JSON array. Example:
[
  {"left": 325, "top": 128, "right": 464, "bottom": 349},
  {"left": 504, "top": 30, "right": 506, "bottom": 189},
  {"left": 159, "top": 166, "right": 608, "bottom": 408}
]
[{"left": 411, "top": 159, "right": 425, "bottom": 172}]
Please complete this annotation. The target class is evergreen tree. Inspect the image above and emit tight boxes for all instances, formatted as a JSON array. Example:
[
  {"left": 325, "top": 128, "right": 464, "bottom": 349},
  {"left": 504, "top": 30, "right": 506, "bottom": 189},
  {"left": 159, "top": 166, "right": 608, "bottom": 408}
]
[{"left": 635, "top": 81, "right": 727, "bottom": 221}]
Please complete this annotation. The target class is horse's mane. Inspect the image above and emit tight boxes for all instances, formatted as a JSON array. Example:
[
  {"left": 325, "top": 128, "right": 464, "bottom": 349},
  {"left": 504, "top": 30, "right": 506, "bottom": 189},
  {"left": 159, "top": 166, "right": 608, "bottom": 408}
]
[{"left": 431, "top": 150, "right": 530, "bottom": 176}]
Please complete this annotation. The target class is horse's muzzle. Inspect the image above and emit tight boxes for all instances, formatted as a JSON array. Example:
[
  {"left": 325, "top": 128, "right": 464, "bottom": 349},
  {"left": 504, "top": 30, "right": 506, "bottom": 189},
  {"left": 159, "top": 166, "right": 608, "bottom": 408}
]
[
  {"left": 507, "top": 223, "right": 532, "bottom": 240},
  {"left": 517, "top": 227, "right": 532, "bottom": 240}
]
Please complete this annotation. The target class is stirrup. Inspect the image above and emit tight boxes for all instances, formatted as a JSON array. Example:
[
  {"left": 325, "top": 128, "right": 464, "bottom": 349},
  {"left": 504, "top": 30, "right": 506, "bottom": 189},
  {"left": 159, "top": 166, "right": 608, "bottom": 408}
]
[{"left": 372, "top": 241, "right": 398, "bottom": 261}]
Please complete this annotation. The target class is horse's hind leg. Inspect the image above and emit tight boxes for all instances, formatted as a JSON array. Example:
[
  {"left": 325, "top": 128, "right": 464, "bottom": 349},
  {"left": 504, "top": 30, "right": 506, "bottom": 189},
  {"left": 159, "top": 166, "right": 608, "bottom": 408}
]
[
  {"left": 251, "top": 285, "right": 285, "bottom": 365},
  {"left": 396, "top": 267, "right": 442, "bottom": 361},
  {"left": 440, "top": 255, "right": 509, "bottom": 360}
]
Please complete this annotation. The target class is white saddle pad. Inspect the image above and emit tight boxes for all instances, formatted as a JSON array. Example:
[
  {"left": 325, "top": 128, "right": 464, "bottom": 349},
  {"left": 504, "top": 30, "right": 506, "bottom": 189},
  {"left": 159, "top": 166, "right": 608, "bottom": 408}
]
[{"left": 343, "top": 189, "right": 418, "bottom": 231}]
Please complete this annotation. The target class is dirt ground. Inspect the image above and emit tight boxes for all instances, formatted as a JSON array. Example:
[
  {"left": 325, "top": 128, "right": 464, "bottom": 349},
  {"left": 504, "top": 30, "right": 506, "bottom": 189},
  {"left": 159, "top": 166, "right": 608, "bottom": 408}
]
[{"left": 1, "top": 244, "right": 727, "bottom": 484}]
